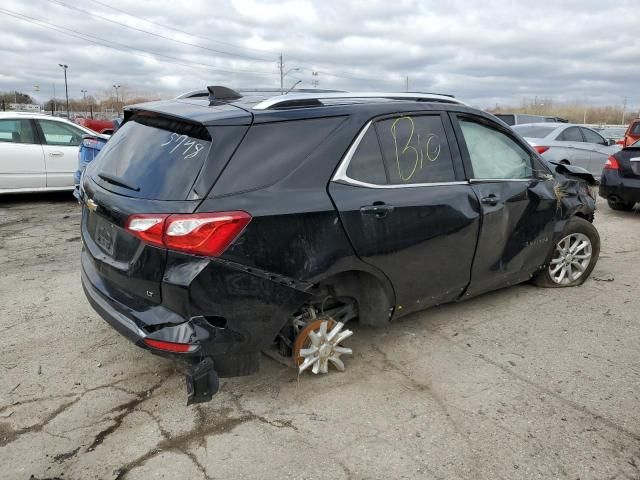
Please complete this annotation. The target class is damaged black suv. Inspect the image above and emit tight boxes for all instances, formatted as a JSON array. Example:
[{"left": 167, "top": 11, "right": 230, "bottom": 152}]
[{"left": 79, "top": 87, "right": 599, "bottom": 403}]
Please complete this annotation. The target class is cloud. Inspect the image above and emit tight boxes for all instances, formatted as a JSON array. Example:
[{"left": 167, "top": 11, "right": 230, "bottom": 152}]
[{"left": 0, "top": 0, "right": 637, "bottom": 110}]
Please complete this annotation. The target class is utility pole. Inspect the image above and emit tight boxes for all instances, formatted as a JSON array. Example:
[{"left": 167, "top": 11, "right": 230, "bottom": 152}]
[
  {"left": 52, "top": 83, "right": 56, "bottom": 114},
  {"left": 59, "top": 64, "right": 69, "bottom": 118},
  {"left": 405, "top": 76, "right": 409, "bottom": 92},
  {"left": 113, "top": 84, "right": 121, "bottom": 115},
  {"left": 622, "top": 96, "right": 628, "bottom": 125},
  {"left": 279, "top": 54, "right": 284, "bottom": 94},
  {"left": 81, "top": 89, "right": 87, "bottom": 115}
]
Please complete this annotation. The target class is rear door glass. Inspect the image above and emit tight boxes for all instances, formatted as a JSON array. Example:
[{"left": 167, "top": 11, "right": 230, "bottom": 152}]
[
  {"left": 93, "top": 114, "right": 212, "bottom": 200},
  {"left": 346, "top": 126, "right": 387, "bottom": 185},
  {"left": 557, "top": 127, "right": 583, "bottom": 142},
  {"left": 0, "top": 119, "right": 36, "bottom": 144},
  {"left": 376, "top": 114, "right": 456, "bottom": 184}
]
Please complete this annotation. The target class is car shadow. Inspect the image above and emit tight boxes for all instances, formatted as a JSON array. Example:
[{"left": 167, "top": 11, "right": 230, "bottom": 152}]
[{"left": 0, "top": 191, "right": 77, "bottom": 208}]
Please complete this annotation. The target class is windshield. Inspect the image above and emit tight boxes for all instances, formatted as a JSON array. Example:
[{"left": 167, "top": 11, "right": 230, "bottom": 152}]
[
  {"left": 93, "top": 114, "right": 212, "bottom": 200},
  {"left": 512, "top": 124, "right": 556, "bottom": 138}
]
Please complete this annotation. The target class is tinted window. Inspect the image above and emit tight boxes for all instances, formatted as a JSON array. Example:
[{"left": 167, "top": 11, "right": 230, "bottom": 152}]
[
  {"left": 346, "top": 126, "right": 386, "bottom": 184},
  {"left": 0, "top": 119, "right": 36, "bottom": 144},
  {"left": 38, "top": 120, "right": 84, "bottom": 146},
  {"left": 580, "top": 128, "right": 605, "bottom": 144},
  {"left": 211, "top": 116, "right": 346, "bottom": 197},
  {"left": 512, "top": 124, "right": 556, "bottom": 138},
  {"left": 459, "top": 120, "right": 532, "bottom": 179},
  {"left": 556, "top": 127, "right": 583, "bottom": 142},
  {"left": 495, "top": 114, "right": 515, "bottom": 126},
  {"left": 94, "top": 114, "right": 212, "bottom": 200},
  {"left": 376, "top": 115, "right": 455, "bottom": 184},
  {"left": 629, "top": 122, "right": 640, "bottom": 135}
]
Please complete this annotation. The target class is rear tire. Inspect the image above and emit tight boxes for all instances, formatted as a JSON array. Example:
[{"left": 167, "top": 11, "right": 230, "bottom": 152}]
[
  {"left": 533, "top": 216, "right": 600, "bottom": 288},
  {"left": 607, "top": 198, "right": 635, "bottom": 211}
]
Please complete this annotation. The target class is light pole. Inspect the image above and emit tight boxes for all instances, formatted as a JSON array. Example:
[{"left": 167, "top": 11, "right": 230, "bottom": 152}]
[
  {"left": 81, "top": 89, "right": 87, "bottom": 114},
  {"left": 58, "top": 64, "right": 69, "bottom": 118},
  {"left": 113, "top": 84, "right": 121, "bottom": 115}
]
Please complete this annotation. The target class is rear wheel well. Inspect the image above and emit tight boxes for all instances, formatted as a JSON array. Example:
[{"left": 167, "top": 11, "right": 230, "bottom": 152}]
[{"left": 309, "top": 270, "right": 394, "bottom": 327}]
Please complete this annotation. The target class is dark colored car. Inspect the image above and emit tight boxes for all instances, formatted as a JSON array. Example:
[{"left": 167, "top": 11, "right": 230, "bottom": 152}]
[
  {"left": 599, "top": 140, "right": 640, "bottom": 210},
  {"left": 79, "top": 87, "right": 600, "bottom": 404}
]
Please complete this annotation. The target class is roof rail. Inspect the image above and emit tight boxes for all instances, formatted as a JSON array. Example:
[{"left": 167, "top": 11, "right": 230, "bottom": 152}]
[{"left": 252, "top": 92, "right": 465, "bottom": 110}]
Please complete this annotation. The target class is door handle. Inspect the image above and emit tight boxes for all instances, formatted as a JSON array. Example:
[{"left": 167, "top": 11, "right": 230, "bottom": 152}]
[
  {"left": 360, "top": 203, "right": 394, "bottom": 218},
  {"left": 480, "top": 194, "right": 500, "bottom": 206},
  {"left": 48, "top": 151, "right": 64, "bottom": 157}
]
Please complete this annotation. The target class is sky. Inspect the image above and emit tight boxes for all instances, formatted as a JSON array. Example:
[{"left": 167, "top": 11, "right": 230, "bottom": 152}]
[{"left": 0, "top": 0, "right": 638, "bottom": 110}]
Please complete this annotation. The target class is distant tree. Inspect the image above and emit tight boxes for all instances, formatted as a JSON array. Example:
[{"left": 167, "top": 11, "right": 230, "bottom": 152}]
[{"left": 0, "top": 91, "right": 35, "bottom": 104}]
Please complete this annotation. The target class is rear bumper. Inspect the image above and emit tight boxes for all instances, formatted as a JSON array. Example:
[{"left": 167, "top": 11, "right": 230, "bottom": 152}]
[{"left": 599, "top": 170, "right": 640, "bottom": 203}]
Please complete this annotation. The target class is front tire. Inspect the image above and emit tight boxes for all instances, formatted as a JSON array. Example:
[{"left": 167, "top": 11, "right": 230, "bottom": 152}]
[
  {"left": 607, "top": 198, "right": 635, "bottom": 211},
  {"left": 533, "top": 216, "right": 600, "bottom": 288}
]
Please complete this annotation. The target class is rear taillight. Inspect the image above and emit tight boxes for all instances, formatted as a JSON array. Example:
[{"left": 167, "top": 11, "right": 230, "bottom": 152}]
[
  {"left": 143, "top": 338, "right": 197, "bottom": 353},
  {"left": 604, "top": 156, "right": 620, "bottom": 170},
  {"left": 534, "top": 146, "right": 550, "bottom": 154},
  {"left": 125, "top": 211, "right": 251, "bottom": 256}
]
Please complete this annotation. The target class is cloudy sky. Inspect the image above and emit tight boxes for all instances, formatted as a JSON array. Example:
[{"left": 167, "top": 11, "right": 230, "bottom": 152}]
[{"left": 0, "top": 0, "right": 638, "bottom": 109}]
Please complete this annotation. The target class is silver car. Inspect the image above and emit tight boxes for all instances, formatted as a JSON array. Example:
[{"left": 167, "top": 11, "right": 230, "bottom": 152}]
[{"left": 512, "top": 123, "right": 619, "bottom": 174}]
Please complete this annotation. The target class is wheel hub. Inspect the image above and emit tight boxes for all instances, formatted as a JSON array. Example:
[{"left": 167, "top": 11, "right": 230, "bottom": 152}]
[
  {"left": 293, "top": 319, "right": 353, "bottom": 375},
  {"left": 548, "top": 232, "right": 592, "bottom": 285}
]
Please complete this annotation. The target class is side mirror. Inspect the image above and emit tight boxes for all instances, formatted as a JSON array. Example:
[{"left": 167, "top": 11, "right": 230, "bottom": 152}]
[{"left": 606, "top": 139, "right": 616, "bottom": 146}]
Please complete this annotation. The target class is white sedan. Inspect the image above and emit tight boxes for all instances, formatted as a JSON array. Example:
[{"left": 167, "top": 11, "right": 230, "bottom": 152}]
[{"left": 0, "top": 112, "right": 97, "bottom": 194}]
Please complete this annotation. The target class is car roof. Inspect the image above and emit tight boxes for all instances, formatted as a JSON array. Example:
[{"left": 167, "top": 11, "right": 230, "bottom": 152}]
[
  {"left": 0, "top": 112, "right": 71, "bottom": 121},
  {"left": 126, "top": 88, "right": 487, "bottom": 127}
]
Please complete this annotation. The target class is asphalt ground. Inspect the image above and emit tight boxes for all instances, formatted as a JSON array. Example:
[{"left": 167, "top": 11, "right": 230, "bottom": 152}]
[{"left": 1, "top": 192, "right": 639, "bottom": 480}]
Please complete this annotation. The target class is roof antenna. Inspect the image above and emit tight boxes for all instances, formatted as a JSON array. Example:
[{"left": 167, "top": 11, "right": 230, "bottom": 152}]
[{"left": 207, "top": 86, "right": 242, "bottom": 104}]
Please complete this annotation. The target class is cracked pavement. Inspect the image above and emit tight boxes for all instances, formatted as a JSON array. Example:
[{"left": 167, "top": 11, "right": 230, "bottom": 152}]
[{"left": 1, "top": 192, "right": 639, "bottom": 480}]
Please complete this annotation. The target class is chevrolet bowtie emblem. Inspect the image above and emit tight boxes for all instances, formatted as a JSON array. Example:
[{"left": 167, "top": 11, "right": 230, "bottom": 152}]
[{"left": 86, "top": 198, "right": 98, "bottom": 212}]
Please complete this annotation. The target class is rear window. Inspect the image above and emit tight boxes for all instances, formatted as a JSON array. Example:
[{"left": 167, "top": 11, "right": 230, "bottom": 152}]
[
  {"left": 630, "top": 122, "right": 640, "bottom": 136},
  {"left": 93, "top": 114, "right": 212, "bottom": 200},
  {"left": 512, "top": 124, "right": 556, "bottom": 138}
]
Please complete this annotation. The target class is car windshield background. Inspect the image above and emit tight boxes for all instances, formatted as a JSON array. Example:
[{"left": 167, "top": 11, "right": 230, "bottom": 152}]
[
  {"left": 512, "top": 124, "right": 556, "bottom": 138},
  {"left": 94, "top": 114, "right": 212, "bottom": 200},
  {"left": 581, "top": 128, "right": 605, "bottom": 144},
  {"left": 375, "top": 115, "right": 456, "bottom": 184},
  {"left": 0, "top": 119, "right": 36, "bottom": 144},
  {"left": 39, "top": 120, "right": 83, "bottom": 146},
  {"left": 557, "top": 127, "right": 584, "bottom": 142},
  {"left": 460, "top": 120, "right": 532, "bottom": 179},
  {"left": 346, "top": 126, "right": 387, "bottom": 184}
]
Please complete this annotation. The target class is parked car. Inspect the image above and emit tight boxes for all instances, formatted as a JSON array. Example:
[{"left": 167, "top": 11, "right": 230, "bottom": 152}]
[
  {"left": 621, "top": 118, "right": 640, "bottom": 147},
  {"left": 599, "top": 140, "right": 640, "bottom": 210},
  {"left": 494, "top": 113, "right": 552, "bottom": 126},
  {"left": 73, "top": 132, "right": 109, "bottom": 200},
  {"left": 595, "top": 126, "right": 627, "bottom": 145},
  {"left": 79, "top": 87, "right": 599, "bottom": 403},
  {"left": 0, "top": 112, "right": 97, "bottom": 193},
  {"left": 74, "top": 117, "right": 118, "bottom": 135},
  {"left": 512, "top": 122, "right": 619, "bottom": 175}
]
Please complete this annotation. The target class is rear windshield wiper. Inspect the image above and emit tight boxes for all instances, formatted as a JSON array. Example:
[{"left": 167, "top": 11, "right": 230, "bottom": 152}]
[{"left": 97, "top": 173, "right": 140, "bottom": 192}]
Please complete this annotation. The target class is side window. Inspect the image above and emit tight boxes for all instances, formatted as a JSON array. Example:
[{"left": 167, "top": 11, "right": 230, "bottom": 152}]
[
  {"left": 557, "top": 127, "right": 583, "bottom": 142},
  {"left": 376, "top": 114, "right": 456, "bottom": 184},
  {"left": 459, "top": 120, "right": 533, "bottom": 180},
  {"left": 346, "top": 126, "right": 387, "bottom": 184},
  {"left": 38, "top": 120, "right": 83, "bottom": 146},
  {"left": 0, "top": 119, "right": 36, "bottom": 144},
  {"left": 581, "top": 128, "right": 604, "bottom": 144}
]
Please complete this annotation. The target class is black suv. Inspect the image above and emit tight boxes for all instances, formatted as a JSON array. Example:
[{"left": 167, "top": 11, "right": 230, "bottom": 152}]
[{"left": 79, "top": 87, "right": 599, "bottom": 403}]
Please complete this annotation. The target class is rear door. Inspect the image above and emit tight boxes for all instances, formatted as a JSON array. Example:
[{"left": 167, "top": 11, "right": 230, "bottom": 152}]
[
  {"left": 555, "top": 126, "right": 590, "bottom": 170},
  {"left": 329, "top": 112, "right": 481, "bottom": 314},
  {"left": 451, "top": 113, "right": 557, "bottom": 297},
  {"left": 36, "top": 119, "right": 85, "bottom": 188},
  {"left": 0, "top": 118, "right": 45, "bottom": 191}
]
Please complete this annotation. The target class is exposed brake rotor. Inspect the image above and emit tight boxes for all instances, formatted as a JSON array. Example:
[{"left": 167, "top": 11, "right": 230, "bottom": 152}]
[{"left": 293, "top": 318, "right": 353, "bottom": 374}]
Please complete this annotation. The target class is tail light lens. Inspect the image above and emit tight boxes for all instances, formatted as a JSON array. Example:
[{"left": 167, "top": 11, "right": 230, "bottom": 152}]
[
  {"left": 604, "top": 156, "right": 620, "bottom": 170},
  {"left": 534, "top": 145, "right": 550, "bottom": 154},
  {"left": 143, "top": 338, "right": 197, "bottom": 353},
  {"left": 125, "top": 211, "right": 251, "bottom": 256}
]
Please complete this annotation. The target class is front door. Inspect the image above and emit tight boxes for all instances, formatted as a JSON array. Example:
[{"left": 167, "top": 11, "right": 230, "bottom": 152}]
[
  {"left": 329, "top": 112, "right": 481, "bottom": 315},
  {"left": 36, "top": 119, "right": 84, "bottom": 188},
  {"left": 451, "top": 114, "right": 557, "bottom": 298},
  {"left": 0, "top": 118, "right": 45, "bottom": 191}
]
